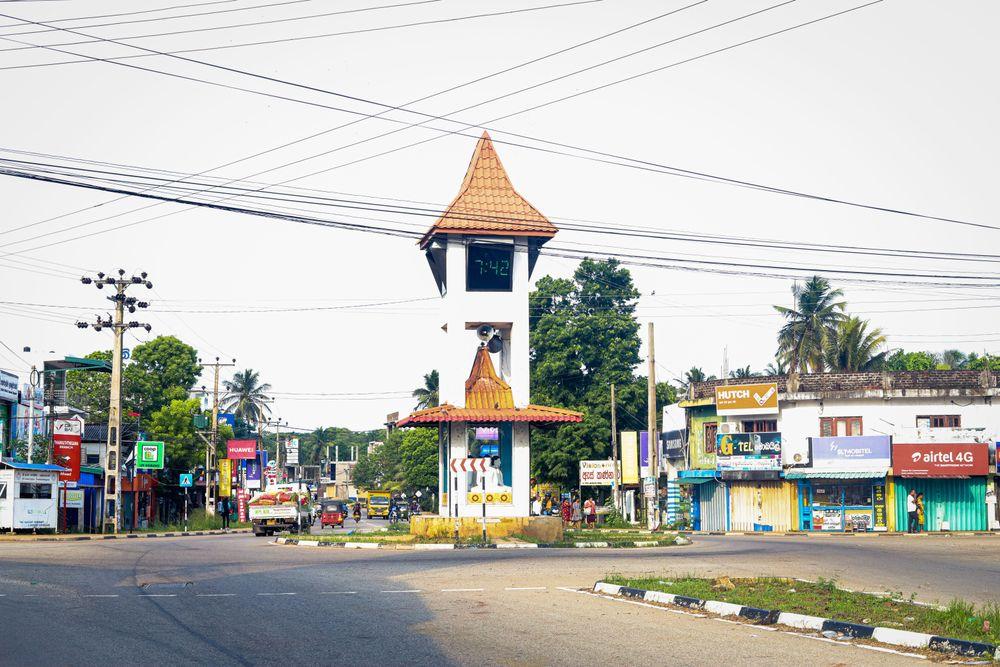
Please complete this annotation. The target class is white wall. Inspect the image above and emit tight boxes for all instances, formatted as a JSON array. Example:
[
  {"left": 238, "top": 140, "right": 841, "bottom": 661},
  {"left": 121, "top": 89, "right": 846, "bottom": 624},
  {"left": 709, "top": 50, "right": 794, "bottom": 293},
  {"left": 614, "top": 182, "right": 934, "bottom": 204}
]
[
  {"left": 0, "top": 469, "right": 13, "bottom": 529},
  {"left": 440, "top": 421, "right": 530, "bottom": 518}
]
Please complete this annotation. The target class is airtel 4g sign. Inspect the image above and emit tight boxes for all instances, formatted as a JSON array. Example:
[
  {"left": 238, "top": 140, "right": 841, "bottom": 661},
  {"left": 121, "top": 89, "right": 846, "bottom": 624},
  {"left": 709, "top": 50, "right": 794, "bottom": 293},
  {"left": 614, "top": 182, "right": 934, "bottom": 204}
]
[{"left": 892, "top": 443, "right": 988, "bottom": 477}]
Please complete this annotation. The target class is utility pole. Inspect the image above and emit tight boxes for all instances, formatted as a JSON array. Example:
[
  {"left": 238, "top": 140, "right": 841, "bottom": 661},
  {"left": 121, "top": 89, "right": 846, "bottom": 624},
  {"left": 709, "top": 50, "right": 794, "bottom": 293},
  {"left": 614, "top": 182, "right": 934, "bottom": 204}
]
[
  {"left": 265, "top": 417, "right": 285, "bottom": 483},
  {"left": 77, "top": 269, "right": 152, "bottom": 534},
  {"left": 610, "top": 382, "right": 620, "bottom": 511},
  {"left": 646, "top": 321, "right": 659, "bottom": 530},
  {"left": 27, "top": 366, "right": 39, "bottom": 463},
  {"left": 198, "top": 357, "right": 236, "bottom": 516}
]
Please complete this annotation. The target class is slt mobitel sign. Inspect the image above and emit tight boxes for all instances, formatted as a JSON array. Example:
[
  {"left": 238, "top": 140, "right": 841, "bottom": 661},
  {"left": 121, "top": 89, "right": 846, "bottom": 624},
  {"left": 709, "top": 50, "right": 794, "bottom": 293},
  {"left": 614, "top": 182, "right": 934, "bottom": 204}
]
[{"left": 714, "top": 382, "right": 779, "bottom": 416}]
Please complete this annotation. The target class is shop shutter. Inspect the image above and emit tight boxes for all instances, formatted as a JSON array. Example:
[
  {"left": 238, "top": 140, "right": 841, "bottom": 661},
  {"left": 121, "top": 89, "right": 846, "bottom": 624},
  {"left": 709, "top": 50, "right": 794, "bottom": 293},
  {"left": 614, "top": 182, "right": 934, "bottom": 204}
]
[
  {"left": 698, "top": 481, "right": 727, "bottom": 532},
  {"left": 893, "top": 478, "right": 987, "bottom": 532},
  {"left": 729, "top": 481, "right": 795, "bottom": 532}
]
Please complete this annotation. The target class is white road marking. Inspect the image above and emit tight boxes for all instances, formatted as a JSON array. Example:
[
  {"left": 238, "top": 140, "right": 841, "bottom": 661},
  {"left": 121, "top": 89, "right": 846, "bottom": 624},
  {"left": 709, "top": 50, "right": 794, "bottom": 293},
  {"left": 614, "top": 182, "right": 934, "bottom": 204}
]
[
  {"left": 381, "top": 589, "right": 421, "bottom": 594},
  {"left": 257, "top": 592, "right": 296, "bottom": 596},
  {"left": 196, "top": 594, "right": 236, "bottom": 597},
  {"left": 83, "top": 594, "right": 119, "bottom": 598},
  {"left": 441, "top": 588, "right": 484, "bottom": 592},
  {"left": 137, "top": 594, "right": 176, "bottom": 597},
  {"left": 505, "top": 587, "right": 546, "bottom": 591},
  {"left": 321, "top": 591, "right": 358, "bottom": 595}
]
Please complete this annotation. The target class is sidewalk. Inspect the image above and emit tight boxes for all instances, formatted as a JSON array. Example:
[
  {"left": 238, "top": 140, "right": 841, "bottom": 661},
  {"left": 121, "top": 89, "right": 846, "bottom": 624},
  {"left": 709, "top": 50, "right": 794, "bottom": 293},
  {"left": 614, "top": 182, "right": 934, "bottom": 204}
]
[{"left": 0, "top": 528, "right": 252, "bottom": 542}]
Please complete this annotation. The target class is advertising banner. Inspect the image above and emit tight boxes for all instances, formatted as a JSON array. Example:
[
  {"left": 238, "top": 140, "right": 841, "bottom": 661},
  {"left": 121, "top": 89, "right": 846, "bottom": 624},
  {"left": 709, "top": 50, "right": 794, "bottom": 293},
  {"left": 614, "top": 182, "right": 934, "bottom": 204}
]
[
  {"left": 579, "top": 460, "right": 615, "bottom": 486},
  {"left": 59, "top": 488, "right": 84, "bottom": 509},
  {"left": 811, "top": 435, "right": 891, "bottom": 471},
  {"left": 0, "top": 370, "right": 18, "bottom": 402},
  {"left": 246, "top": 456, "right": 262, "bottom": 490},
  {"left": 237, "top": 490, "right": 248, "bottom": 522},
  {"left": 892, "top": 443, "right": 988, "bottom": 477},
  {"left": 714, "top": 382, "right": 779, "bottom": 416},
  {"left": 136, "top": 441, "right": 164, "bottom": 469},
  {"left": 218, "top": 459, "right": 232, "bottom": 498},
  {"left": 52, "top": 417, "right": 84, "bottom": 483},
  {"left": 716, "top": 432, "right": 782, "bottom": 471},
  {"left": 620, "top": 431, "right": 639, "bottom": 484},
  {"left": 285, "top": 438, "right": 299, "bottom": 465},
  {"left": 226, "top": 439, "right": 257, "bottom": 460},
  {"left": 639, "top": 431, "right": 651, "bottom": 478}
]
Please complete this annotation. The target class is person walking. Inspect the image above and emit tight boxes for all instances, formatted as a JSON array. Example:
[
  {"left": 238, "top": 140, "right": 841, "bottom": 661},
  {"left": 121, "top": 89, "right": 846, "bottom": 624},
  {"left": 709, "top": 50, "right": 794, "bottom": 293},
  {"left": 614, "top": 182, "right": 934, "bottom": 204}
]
[
  {"left": 571, "top": 497, "right": 582, "bottom": 529},
  {"left": 906, "top": 490, "right": 918, "bottom": 533},
  {"left": 560, "top": 497, "right": 572, "bottom": 528},
  {"left": 220, "top": 497, "right": 230, "bottom": 530},
  {"left": 583, "top": 497, "right": 597, "bottom": 529},
  {"left": 916, "top": 493, "right": 926, "bottom": 532}
]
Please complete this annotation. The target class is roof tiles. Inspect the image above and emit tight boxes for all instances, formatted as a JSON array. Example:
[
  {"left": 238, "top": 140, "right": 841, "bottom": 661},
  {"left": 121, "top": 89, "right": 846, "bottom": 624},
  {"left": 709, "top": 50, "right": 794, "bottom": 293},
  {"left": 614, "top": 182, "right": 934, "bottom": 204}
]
[{"left": 421, "top": 131, "right": 556, "bottom": 246}]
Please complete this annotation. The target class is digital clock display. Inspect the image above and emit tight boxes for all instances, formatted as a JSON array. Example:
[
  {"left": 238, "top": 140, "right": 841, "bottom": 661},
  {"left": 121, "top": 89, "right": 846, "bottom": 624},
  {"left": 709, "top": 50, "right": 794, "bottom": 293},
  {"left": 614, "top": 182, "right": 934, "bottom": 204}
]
[{"left": 467, "top": 243, "right": 513, "bottom": 292}]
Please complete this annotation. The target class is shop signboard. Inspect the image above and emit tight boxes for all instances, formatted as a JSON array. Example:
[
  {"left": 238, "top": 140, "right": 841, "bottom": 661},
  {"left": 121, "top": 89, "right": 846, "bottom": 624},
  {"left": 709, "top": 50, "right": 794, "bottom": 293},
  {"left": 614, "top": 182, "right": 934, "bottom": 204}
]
[
  {"left": 892, "top": 443, "right": 988, "bottom": 477},
  {"left": 716, "top": 432, "right": 781, "bottom": 471},
  {"left": 59, "top": 488, "right": 84, "bottom": 509},
  {"left": 579, "top": 460, "right": 615, "bottom": 486},
  {"left": 714, "top": 382, "right": 778, "bottom": 416},
  {"left": 0, "top": 370, "right": 18, "bottom": 402},
  {"left": 136, "top": 441, "right": 164, "bottom": 469},
  {"left": 285, "top": 439, "right": 299, "bottom": 466},
  {"left": 872, "top": 484, "right": 887, "bottom": 531},
  {"left": 218, "top": 459, "right": 232, "bottom": 498},
  {"left": 811, "top": 435, "right": 891, "bottom": 471},
  {"left": 639, "top": 431, "right": 652, "bottom": 478},
  {"left": 226, "top": 439, "right": 257, "bottom": 460},
  {"left": 237, "top": 490, "right": 248, "bottom": 522},
  {"left": 620, "top": 431, "right": 639, "bottom": 484},
  {"left": 246, "top": 457, "right": 262, "bottom": 490},
  {"left": 52, "top": 417, "right": 84, "bottom": 483}
]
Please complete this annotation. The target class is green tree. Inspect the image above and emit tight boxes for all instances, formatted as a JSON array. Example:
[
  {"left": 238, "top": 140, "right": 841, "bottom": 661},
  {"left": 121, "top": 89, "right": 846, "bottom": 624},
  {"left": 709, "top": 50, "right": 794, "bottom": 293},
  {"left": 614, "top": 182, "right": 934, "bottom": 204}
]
[
  {"left": 126, "top": 336, "right": 201, "bottom": 417},
  {"left": 884, "top": 350, "right": 937, "bottom": 371},
  {"left": 824, "top": 316, "right": 888, "bottom": 372},
  {"left": 729, "top": 365, "right": 756, "bottom": 379},
  {"left": 764, "top": 358, "right": 787, "bottom": 376},
  {"left": 66, "top": 350, "right": 113, "bottom": 421},
  {"left": 398, "top": 429, "right": 438, "bottom": 491},
  {"left": 412, "top": 370, "right": 439, "bottom": 410},
  {"left": 529, "top": 258, "right": 679, "bottom": 486},
  {"left": 352, "top": 431, "right": 402, "bottom": 490},
  {"left": 221, "top": 369, "right": 272, "bottom": 428},
  {"left": 147, "top": 397, "right": 233, "bottom": 476},
  {"left": 774, "top": 276, "right": 846, "bottom": 372},
  {"left": 964, "top": 353, "right": 1000, "bottom": 371},
  {"left": 939, "top": 349, "right": 968, "bottom": 370},
  {"left": 684, "top": 366, "right": 707, "bottom": 385}
]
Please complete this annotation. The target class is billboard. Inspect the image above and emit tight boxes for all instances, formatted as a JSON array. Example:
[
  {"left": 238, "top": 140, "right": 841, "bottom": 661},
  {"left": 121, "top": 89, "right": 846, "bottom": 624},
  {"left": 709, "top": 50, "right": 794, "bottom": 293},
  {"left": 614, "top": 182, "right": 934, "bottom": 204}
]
[
  {"left": 285, "top": 438, "right": 299, "bottom": 466},
  {"left": 810, "top": 435, "right": 891, "bottom": 471},
  {"left": 579, "top": 460, "right": 615, "bottom": 486},
  {"left": 218, "top": 459, "right": 232, "bottom": 498},
  {"left": 246, "top": 456, "right": 262, "bottom": 490},
  {"left": 892, "top": 443, "right": 988, "bottom": 477},
  {"left": 136, "top": 441, "right": 164, "bottom": 469},
  {"left": 620, "top": 431, "right": 639, "bottom": 484},
  {"left": 714, "top": 382, "right": 779, "bottom": 416},
  {"left": 52, "top": 417, "right": 84, "bottom": 482},
  {"left": 226, "top": 439, "right": 257, "bottom": 460},
  {"left": 716, "top": 432, "right": 781, "bottom": 471}
]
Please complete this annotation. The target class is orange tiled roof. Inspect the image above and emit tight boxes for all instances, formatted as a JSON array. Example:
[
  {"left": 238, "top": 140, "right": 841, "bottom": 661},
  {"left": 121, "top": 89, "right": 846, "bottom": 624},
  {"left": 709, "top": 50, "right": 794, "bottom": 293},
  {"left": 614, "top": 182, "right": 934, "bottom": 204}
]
[
  {"left": 397, "top": 403, "right": 583, "bottom": 426},
  {"left": 420, "top": 131, "right": 557, "bottom": 247},
  {"left": 465, "top": 345, "right": 514, "bottom": 410}
]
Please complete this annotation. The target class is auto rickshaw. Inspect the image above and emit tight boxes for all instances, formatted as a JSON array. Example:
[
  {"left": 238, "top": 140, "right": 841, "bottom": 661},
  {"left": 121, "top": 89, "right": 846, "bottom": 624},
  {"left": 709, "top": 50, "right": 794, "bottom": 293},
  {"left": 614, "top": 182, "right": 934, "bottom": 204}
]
[{"left": 320, "top": 499, "right": 348, "bottom": 529}]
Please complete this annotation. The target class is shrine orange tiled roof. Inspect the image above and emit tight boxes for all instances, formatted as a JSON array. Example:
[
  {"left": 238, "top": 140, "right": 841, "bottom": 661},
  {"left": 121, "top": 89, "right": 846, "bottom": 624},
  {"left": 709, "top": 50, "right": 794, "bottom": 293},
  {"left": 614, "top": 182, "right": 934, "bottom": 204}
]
[
  {"left": 397, "top": 345, "right": 583, "bottom": 427},
  {"left": 420, "top": 131, "right": 557, "bottom": 247}
]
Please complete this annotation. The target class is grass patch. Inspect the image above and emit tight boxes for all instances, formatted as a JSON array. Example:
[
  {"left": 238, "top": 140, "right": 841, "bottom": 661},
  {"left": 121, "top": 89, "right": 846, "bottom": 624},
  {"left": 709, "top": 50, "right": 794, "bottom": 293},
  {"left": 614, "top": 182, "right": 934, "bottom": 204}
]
[
  {"left": 294, "top": 532, "right": 491, "bottom": 545},
  {"left": 604, "top": 576, "right": 1000, "bottom": 648},
  {"left": 128, "top": 509, "right": 250, "bottom": 533}
]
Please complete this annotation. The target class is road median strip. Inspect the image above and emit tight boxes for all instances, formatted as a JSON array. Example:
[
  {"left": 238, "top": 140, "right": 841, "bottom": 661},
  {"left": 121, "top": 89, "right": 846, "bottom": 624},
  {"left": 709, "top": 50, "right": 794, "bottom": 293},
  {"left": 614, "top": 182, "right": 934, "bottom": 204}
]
[
  {"left": 0, "top": 529, "right": 252, "bottom": 542},
  {"left": 274, "top": 535, "right": 687, "bottom": 549},
  {"left": 593, "top": 580, "right": 998, "bottom": 660}
]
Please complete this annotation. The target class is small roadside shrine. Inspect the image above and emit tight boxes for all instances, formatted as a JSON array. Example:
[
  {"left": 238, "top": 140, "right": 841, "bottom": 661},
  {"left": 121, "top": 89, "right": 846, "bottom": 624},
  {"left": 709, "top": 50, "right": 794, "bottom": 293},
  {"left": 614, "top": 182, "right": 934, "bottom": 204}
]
[
  {"left": 0, "top": 460, "right": 67, "bottom": 531},
  {"left": 398, "top": 132, "right": 582, "bottom": 520}
]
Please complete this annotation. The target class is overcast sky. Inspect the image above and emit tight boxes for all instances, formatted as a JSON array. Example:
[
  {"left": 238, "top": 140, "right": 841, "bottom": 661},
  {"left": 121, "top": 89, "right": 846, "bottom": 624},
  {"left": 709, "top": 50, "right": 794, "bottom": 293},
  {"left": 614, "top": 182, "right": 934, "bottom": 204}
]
[{"left": 0, "top": 0, "right": 997, "bottom": 431}]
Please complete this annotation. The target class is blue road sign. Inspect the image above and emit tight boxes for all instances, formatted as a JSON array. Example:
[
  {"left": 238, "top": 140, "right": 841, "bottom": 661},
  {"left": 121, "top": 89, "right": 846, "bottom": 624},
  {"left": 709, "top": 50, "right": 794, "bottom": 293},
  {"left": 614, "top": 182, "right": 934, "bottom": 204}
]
[{"left": 179, "top": 473, "right": 194, "bottom": 488}]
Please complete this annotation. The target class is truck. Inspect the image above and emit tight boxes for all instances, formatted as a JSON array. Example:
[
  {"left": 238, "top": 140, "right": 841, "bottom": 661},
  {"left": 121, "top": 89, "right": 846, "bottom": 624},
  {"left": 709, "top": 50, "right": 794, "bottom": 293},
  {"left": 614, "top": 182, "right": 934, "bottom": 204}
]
[
  {"left": 366, "top": 490, "right": 392, "bottom": 519},
  {"left": 248, "top": 485, "right": 313, "bottom": 537}
]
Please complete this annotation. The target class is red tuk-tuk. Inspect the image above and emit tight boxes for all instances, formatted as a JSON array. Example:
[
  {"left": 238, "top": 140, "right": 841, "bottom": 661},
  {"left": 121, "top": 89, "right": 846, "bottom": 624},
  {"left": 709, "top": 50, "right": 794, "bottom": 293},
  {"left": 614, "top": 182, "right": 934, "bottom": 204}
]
[{"left": 320, "top": 499, "right": 348, "bottom": 528}]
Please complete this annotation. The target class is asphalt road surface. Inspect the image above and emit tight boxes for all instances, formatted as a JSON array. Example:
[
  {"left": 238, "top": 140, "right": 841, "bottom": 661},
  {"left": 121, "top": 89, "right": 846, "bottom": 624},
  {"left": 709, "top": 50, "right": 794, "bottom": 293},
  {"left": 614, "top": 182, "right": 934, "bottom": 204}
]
[{"left": 0, "top": 533, "right": 996, "bottom": 665}]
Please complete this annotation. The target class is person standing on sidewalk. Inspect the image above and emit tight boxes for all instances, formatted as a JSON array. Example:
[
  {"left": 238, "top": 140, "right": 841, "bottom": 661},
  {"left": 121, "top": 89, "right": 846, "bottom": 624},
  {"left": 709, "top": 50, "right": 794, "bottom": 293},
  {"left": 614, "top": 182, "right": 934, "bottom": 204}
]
[
  {"left": 583, "top": 497, "right": 597, "bottom": 529},
  {"left": 571, "top": 496, "right": 582, "bottom": 529},
  {"left": 906, "top": 490, "right": 918, "bottom": 533},
  {"left": 220, "top": 497, "right": 230, "bottom": 530},
  {"left": 560, "top": 497, "right": 572, "bottom": 528},
  {"left": 916, "top": 493, "right": 926, "bottom": 532}
]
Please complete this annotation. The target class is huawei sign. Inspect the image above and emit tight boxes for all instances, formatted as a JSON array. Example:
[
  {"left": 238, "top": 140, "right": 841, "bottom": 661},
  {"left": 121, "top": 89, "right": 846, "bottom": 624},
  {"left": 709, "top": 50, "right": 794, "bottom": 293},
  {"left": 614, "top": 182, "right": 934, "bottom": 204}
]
[{"left": 893, "top": 443, "right": 987, "bottom": 477}]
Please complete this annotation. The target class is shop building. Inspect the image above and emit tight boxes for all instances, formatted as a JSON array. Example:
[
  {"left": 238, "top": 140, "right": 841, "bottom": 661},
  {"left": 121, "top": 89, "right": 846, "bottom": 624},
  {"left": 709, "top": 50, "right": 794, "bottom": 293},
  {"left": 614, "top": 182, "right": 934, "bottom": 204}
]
[
  {"left": 0, "top": 460, "right": 66, "bottom": 531},
  {"left": 680, "top": 370, "right": 999, "bottom": 532},
  {"left": 0, "top": 370, "right": 18, "bottom": 452}
]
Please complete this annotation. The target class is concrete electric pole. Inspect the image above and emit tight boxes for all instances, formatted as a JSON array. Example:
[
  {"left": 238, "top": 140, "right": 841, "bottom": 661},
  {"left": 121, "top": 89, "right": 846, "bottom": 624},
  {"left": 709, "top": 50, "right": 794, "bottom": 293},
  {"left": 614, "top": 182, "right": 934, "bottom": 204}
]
[
  {"left": 198, "top": 357, "right": 235, "bottom": 515},
  {"left": 77, "top": 269, "right": 152, "bottom": 534},
  {"left": 646, "top": 322, "right": 659, "bottom": 530}
]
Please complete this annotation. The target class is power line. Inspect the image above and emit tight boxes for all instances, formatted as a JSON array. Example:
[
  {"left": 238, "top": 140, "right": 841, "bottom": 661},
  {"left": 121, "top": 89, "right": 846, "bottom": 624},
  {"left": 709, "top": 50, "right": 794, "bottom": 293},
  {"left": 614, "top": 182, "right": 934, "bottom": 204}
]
[{"left": 0, "top": 0, "right": 240, "bottom": 29}]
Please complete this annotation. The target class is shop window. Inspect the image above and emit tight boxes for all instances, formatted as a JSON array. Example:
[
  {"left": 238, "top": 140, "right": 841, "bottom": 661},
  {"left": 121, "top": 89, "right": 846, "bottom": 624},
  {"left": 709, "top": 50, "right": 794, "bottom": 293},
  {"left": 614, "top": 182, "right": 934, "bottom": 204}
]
[
  {"left": 844, "top": 485, "right": 872, "bottom": 507},
  {"left": 819, "top": 416, "right": 862, "bottom": 437},
  {"left": 86, "top": 453, "right": 101, "bottom": 465},
  {"left": 741, "top": 419, "right": 777, "bottom": 433},
  {"left": 19, "top": 483, "right": 52, "bottom": 499},
  {"left": 703, "top": 422, "right": 718, "bottom": 454},
  {"left": 916, "top": 415, "right": 960, "bottom": 429}
]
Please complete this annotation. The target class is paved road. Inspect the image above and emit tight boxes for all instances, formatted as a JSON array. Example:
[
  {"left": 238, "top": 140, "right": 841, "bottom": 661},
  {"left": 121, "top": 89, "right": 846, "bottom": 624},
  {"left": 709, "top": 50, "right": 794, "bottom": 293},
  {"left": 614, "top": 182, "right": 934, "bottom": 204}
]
[{"left": 0, "top": 533, "right": 995, "bottom": 665}]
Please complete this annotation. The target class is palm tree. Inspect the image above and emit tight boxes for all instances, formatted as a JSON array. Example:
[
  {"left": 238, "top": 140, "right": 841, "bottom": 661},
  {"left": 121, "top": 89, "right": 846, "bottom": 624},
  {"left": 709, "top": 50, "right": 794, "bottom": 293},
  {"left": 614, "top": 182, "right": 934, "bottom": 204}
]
[
  {"left": 221, "top": 368, "right": 272, "bottom": 427},
  {"left": 684, "top": 366, "right": 707, "bottom": 386},
  {"left": 939, "top": 349, "right": 967, "bottom": 370},
  {"left": 824, "top": 317, "right": 888, "bottom": 372},
  {"left": 729, "top": 365, "right": 755, "bottom": 379},
  {"left": 412, "top": 370, "right": 439, "bottom": 410},
  {"left": 774, "top": 276, "right": 846, "bottom": 373},
  {"left": 764, "top": 358, "right": 787, "bottom": 376}
]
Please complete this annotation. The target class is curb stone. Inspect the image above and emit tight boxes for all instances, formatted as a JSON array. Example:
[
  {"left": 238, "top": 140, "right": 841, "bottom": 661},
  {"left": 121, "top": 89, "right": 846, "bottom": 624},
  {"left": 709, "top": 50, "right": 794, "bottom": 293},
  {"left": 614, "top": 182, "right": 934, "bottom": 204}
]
[
  {"left": 592, "top": 581, "right": 998, "bottom": 659},
  {"left": 0, "top": 529, "right": 252, "bottom": 542}
]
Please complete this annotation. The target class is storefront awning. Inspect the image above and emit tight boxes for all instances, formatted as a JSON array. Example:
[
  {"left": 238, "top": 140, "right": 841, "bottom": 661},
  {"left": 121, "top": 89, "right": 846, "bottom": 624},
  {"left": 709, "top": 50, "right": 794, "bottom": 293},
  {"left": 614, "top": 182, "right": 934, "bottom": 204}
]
[
  {"left": 784, "top": 470, "right": 885, "bottom": 479},
  {"left": 677, "top": 469, "right": 718, "bottom": 484}
]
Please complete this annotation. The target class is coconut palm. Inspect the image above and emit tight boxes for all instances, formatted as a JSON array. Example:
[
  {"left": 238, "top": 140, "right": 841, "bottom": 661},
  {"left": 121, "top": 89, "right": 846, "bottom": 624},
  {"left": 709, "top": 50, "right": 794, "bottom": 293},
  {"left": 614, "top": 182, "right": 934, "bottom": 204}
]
[
  {"left": 764, "top": 358, "right": 787, "bottom": 376},
  {"left": 824, "top": 317, "right": 888, "bottom": 372},
  {"left": 220, "top": 368, "right": 272, "bottom": 427},
  {"left": 412, "top": 370, "right": 439, "bottom": 410},
  {"left": 729, "top": 365, "right": 756, "bottom": 379},
  {"left": 774, "top": 276, "right": 846, "bottom": 373},
  {"left": 939, "top": 349, "right": 967, "bottom": 370}
]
